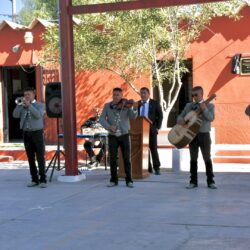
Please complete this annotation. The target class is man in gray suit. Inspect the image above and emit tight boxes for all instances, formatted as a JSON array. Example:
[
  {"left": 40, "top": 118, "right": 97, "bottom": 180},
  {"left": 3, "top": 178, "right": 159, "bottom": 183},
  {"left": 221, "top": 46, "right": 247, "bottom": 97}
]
[
  {"left": 100, "top": 87, "right": 138, "bottom": 188},
  {"left": 177, "top": 86, "right": 216, "bottom": 189},
  {"left": 13, "top": 87, "right": 47, "bottom": 188}
]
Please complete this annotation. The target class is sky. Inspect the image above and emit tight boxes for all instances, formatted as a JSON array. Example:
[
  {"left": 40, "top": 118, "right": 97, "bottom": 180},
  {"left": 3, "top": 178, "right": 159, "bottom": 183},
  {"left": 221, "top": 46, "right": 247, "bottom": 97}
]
[{"left": 0, "top": 0, "right": 23, "bottom": 22}]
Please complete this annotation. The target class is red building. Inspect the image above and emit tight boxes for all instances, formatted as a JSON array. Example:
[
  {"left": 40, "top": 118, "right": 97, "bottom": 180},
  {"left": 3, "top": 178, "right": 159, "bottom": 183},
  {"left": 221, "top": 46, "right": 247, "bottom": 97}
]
[{"left": 0, "top": 6, "right": 249, "bottom": 162}]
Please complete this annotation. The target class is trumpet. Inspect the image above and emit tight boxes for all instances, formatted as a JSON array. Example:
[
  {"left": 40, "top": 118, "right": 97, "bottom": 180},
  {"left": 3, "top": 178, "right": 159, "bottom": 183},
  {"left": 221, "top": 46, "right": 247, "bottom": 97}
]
[{"left": 15, "top": 97, "right": 25, "bottom": 106}]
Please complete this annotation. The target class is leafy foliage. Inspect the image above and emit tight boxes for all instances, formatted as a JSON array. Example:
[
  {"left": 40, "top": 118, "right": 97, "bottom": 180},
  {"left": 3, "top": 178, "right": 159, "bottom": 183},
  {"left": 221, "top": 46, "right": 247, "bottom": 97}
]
[
  {"left": 41, "top": 0, "right": 244, "bottom": 80},
  {"left": 18, "top": 0, "right": 58, "bottom": 25}
]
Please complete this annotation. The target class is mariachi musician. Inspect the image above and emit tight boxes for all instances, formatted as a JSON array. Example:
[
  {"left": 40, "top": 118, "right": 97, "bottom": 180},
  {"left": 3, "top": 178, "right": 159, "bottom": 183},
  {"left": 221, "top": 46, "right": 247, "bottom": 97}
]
[
  {"left": 80, "top": 107, "right": 106, "bottom": 168},
  {"left": 99, "top": 87, "right": 138, "bottom": 188},
  {"left": 177, "top": 86, "right": 217, "bottom": 189}
]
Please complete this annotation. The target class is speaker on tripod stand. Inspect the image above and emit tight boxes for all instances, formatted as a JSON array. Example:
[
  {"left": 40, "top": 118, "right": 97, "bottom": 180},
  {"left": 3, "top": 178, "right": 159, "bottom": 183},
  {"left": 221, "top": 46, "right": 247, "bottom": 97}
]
[{"left": 45, "top": 82, "right": 64, "bottom": 182}]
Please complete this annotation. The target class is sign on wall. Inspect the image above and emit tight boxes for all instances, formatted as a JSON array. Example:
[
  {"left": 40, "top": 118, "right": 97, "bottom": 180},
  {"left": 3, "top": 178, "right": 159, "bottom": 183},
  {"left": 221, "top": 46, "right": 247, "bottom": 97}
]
[{"left": 240, "top": 58, "right": 250, "bottom": 75}]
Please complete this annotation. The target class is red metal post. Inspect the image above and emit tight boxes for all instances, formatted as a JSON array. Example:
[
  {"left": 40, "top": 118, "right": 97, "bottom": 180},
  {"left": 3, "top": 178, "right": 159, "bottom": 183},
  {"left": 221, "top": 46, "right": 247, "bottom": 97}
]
[{"left": 59, "top": 0, "right": 78, "bottom": 175}]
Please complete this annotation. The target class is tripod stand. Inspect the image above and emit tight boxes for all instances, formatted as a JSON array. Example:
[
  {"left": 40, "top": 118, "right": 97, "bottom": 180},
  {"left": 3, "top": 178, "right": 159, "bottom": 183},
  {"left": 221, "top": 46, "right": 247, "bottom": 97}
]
[{"left": 46, "top": 117, "right": 65, "bottom": 182}]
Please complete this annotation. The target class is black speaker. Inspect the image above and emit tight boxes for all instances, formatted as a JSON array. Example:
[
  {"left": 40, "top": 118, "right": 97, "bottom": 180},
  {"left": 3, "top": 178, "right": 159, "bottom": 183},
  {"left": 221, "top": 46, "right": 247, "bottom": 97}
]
[{"left": 45, "top": 82, "right": 62, "bottom": 118}]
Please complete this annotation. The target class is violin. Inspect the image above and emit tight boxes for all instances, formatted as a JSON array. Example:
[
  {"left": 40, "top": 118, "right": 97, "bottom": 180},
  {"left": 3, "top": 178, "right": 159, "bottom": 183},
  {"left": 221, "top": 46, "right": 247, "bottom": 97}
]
[{"left": 112, "top": 98, "right": 136, "bottom": 110}]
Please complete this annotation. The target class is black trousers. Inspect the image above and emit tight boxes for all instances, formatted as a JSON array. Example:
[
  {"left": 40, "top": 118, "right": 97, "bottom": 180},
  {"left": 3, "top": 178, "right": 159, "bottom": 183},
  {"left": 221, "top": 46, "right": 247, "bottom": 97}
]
[
  {"left": 149, "top": 131, "right": 161, "bottom": 171},
  {"left": 189, "top": 132, "right": 215, "bottom": 185},
  {"left": 84, "top": 140, "right": 105, "bottom": 162},
  {"left": 108, "top": 134, "right": 133, "bottom": 184},
  {"left": 23, "top": 130, "right": 46, "bottom": 183}
]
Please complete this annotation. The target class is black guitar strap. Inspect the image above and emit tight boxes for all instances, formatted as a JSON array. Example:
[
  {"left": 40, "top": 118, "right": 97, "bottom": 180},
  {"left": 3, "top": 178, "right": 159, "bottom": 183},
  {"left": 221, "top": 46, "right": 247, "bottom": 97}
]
[{"left": 192, "top": 103, "right": 199, "bottom": 111}]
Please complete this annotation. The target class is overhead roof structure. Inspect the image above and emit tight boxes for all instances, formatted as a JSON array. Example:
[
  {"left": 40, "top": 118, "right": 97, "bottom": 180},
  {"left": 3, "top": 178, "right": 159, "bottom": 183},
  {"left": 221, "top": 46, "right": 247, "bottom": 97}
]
[
  {"left": 0, "top": 17, "right": 81, "bottom": 31},
  {"left": 59, "top": 0, "right": 231, "bottom": 177},
  {"left": 28, "top": 18, "right": 55, "bottom": 29},
  {"left": 0, "top": 18, "right": 55, "bottom": 31},
  {"left": 0, "top": 19, "right": 26, "bottom": 30}
]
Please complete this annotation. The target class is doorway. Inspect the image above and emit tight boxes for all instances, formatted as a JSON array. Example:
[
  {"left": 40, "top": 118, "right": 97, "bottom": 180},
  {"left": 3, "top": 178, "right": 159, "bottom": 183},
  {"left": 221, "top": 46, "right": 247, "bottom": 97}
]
[
  {"left": 3, "top": 66, "right": 36, "bottom": 142},
  {"left": 153, "top": 59, "right": 193, "bottom": 127}
]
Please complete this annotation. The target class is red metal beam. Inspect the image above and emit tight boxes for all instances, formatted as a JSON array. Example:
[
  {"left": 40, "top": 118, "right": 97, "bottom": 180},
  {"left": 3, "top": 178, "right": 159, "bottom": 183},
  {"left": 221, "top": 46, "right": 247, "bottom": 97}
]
[
  {"left": 59, "top": 0, "right": 78, "bottom": 176},
  {"left": 70, "top": 0, "right": 229, "bottom": 15}
]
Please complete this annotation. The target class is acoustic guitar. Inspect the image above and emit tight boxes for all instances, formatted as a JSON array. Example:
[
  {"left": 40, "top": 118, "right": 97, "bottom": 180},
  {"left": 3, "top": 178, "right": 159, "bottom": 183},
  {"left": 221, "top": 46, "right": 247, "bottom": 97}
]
[{"left": 168, "top": 94, "right": 216, "bottom": 149}]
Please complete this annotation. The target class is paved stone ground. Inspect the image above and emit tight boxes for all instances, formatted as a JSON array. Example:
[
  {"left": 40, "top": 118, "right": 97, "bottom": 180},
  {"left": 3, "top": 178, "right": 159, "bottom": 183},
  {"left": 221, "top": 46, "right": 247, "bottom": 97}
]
[{"left": 0, "top": 161, "right": 250, "bottom": 250}]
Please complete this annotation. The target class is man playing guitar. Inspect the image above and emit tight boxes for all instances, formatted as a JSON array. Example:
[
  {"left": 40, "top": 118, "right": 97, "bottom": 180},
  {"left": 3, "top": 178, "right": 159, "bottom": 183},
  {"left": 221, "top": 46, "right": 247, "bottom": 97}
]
[{"left": 177, "top": 86, "right": 217, "bottom": 189}]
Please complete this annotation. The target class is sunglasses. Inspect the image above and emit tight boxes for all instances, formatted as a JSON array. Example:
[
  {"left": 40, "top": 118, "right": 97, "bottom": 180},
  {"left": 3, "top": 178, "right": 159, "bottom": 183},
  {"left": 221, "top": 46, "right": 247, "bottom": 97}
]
[{"left": 192, "top": 93, "right": 198, "bottom": 97}]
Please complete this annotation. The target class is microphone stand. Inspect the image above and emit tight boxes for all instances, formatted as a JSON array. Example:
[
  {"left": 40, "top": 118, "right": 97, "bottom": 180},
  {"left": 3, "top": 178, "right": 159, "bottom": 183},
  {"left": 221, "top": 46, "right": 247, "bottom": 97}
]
[{"left": 45, "top": 117, "right": 65, "bottom": 182}]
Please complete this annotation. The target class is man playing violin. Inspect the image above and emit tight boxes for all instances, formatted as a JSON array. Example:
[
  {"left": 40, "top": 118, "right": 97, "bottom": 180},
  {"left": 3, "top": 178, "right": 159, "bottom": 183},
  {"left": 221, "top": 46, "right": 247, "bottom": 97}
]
[
  {"left": 99, "top": 87, "right": 138, "bottom": 188},
  {"left": 177, "top": 86, "right": 217, "bottom": 189}
]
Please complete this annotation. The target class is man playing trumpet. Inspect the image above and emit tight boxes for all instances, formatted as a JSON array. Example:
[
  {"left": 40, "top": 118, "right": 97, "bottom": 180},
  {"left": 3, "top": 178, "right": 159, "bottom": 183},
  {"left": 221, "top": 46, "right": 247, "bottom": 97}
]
[{"left": 13, "top": 87, "right": 47, "bottom": 188}]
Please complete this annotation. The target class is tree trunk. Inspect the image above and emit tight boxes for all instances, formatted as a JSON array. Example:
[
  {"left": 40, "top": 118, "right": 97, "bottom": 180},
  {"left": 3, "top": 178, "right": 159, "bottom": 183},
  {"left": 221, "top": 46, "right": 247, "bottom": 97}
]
[{"left": 158, "top": 56, "right": 183, "bottom": 130}]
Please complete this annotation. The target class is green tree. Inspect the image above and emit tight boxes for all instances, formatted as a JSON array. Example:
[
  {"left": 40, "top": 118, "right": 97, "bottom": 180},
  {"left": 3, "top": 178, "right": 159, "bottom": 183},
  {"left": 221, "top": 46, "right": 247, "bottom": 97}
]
[
  {"left": 18, "top": 0, "right": 58, "bottom": 25},
  {"left": 41, "top": 0, "right": 244, "bottom": 127}
]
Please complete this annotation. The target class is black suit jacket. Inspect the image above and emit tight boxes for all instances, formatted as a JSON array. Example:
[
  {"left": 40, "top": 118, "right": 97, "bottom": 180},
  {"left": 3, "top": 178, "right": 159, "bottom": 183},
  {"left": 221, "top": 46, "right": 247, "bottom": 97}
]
[{"left": 139, "top": 99, "right": 163, "bottom": 134}]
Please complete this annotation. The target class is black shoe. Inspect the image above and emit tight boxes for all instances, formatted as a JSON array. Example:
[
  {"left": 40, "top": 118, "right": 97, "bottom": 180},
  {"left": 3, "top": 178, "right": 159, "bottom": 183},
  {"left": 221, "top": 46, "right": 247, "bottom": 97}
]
[
  {"left": 126, "top": 182, "right": 134, "bottom": 188},
  {"left": 88, "top": 161, "right": 99, "bottom": 168},
  {"left": 148, "top": 168, "right": 153, "bottom": 173},
  {"left": 27, "top": 181, "right": 39, "bottom": 187},
  {"left": 208, "top": 183, "right": 217, "bottom": 189},
  {"left": 155, "top": 169, "right": 161, "bottom": 175},
  {"left": 107, "top": 182, "right": 118, "bottom": 187},
  {"left": 39, "top": 182, "right": 47, "bottom": 188},
  {"left": 186, "top": 183, "right": 198, "bottom": 189}
]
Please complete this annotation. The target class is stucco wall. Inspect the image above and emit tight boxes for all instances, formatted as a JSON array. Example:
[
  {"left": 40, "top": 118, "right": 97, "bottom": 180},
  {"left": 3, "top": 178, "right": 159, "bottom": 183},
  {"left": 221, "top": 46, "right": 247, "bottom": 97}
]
[
  {"left": 75, "top": 70, "right": 150, "bottom": 131},
  {"left": 189, "top": 7, "right": 250, "bottom": 144}
]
